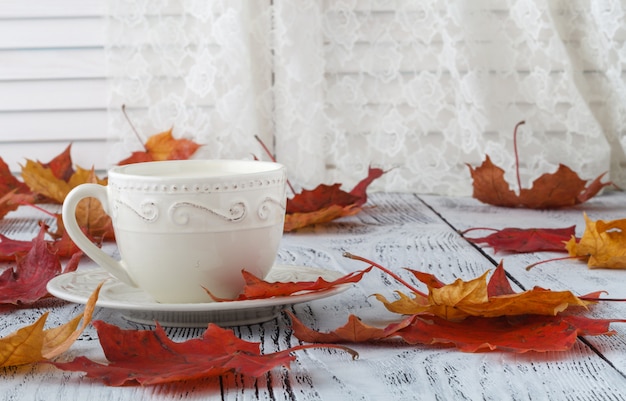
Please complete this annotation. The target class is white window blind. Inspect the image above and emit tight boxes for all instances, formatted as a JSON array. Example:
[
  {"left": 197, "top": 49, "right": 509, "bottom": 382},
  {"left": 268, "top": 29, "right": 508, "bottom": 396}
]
[{"left": 0, "top": 0, "right": 108, "bottom": 172}]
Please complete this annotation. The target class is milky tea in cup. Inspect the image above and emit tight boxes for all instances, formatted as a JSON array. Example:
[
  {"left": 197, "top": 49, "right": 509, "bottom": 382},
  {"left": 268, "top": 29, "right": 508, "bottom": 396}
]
[{"left": 62, "top": 159, "right": 287, "bottom": 303}]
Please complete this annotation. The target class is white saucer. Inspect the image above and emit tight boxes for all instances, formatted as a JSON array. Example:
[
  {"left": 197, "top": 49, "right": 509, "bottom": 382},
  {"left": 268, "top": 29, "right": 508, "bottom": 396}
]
[{"left": 47, "top": 265, "right": 350, "bottom": 327}]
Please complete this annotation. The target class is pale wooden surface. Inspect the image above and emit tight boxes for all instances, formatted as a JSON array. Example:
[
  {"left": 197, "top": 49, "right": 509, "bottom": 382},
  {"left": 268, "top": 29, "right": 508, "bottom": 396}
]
[{"left": 1, "top": 191, "right": 626, "bottom": 400}]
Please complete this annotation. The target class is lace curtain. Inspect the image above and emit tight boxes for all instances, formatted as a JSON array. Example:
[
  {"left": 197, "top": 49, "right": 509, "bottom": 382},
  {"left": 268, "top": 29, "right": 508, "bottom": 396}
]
[{"left": 105, "top": 0, "right": 626, "bottom": 196}]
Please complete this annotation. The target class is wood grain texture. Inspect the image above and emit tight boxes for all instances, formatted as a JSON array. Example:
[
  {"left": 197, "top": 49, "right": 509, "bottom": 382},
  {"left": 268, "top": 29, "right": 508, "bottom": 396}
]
[{"left": 1, "top": 192, "right": 626, "bottom": 400}]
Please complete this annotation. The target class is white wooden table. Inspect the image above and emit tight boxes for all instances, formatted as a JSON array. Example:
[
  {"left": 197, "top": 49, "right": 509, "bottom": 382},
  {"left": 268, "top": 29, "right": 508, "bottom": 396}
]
[{"left": 1, "top": 191, "right": 626, "bottom": 400}]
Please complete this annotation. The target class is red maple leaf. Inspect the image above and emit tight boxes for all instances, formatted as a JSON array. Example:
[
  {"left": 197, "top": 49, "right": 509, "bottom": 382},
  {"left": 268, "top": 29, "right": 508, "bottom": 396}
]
[
  {"left": 0, "top": 225, "right": 81, "bottom": 305},
  {"left": 286, "top": 183, "right": 361, "bottom": 214},
  {"left": 207, "top": 266, "right": 372, "bottom": 301},
  {"left": 51, "top": 320, "right": 357, "bottom": 386},
  {"left": 0, "top": 157, "right": 30, "bottom": 197},
  {"left": 284, "top": 167, "right": 385, "bottom": 231},
  {"left": 391, "top": 314, "right": 624, "bottom": 353},
  {"left": 462, "top": 226, "right": 575, "bottom": 253},
  {"left": 253, "top": 135, "right": 385, "bottom": 231},
  {"left": 41, "top": 144, "right": 75, "bottom": 182},
  {"left": 289, "top": 310, "right": 625, "bottom": 353},
  {"left": 286, "top": 166, "right": 384, "bottom": 214}
]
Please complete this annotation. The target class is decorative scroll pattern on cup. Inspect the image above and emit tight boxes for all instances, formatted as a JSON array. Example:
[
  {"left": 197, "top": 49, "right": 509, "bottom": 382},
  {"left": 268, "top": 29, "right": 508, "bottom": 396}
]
[
  {"left": 258, "top": 197, "right": 286, "bottom": 220},
  {"left": 114, "top": 200, "right": 159, "bottom": 222},
  {"left": 169, "top": 201, "right": 247, "bottom": 225},
  {"left": 113, "top": 197, "right": 285, "bottom": 228}
]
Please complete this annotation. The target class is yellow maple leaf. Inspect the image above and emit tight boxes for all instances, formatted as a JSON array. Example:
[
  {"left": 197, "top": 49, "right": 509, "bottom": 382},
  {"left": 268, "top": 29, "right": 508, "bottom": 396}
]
[
  {"left": 21, "top": 161, "right": 107, "bottom": 204},
  {"left": 117, "top": 129, "right": 202, "bottom": 165},
  {"left": 0, "top": 282, "right": 102, "bottom": 367},
  {"left": 375, "top": 265, "right": 592, "bottom": 320},
  {"left": 20, "top": 159, "right": 71, "bottom": 204},
  {"left": 566, "top": 214, "right": 626, "bottom": 268}
]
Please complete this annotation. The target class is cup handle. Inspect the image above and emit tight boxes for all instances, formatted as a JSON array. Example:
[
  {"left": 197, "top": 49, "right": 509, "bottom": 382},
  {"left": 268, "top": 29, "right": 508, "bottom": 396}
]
[{"left": 62, "top": 184, "right": 137, "bottom": 287}]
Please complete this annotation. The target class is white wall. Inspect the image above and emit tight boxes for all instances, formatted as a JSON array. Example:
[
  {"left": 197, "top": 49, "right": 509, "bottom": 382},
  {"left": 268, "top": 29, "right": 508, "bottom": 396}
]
[{"left": 0, "top": 0, "right": 109, "bottom": 172}]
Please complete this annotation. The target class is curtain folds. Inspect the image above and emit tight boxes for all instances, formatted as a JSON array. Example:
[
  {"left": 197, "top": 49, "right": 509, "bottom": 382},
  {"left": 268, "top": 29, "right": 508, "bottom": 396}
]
[{"left": 105, "top": 0, "right": 626, "bottom": 196}]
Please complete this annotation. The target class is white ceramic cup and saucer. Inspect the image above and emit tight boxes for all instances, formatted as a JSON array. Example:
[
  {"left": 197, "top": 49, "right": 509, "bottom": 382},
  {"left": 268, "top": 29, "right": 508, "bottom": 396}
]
[{"left": 61, "top": 159, "right": 287, "bottom": 304}]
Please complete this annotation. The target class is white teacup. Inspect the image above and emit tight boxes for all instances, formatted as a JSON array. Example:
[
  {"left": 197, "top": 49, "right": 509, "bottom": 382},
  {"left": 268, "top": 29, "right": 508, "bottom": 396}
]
[{"left": 62, "top": 159, "right": 287, "bottom": 303}]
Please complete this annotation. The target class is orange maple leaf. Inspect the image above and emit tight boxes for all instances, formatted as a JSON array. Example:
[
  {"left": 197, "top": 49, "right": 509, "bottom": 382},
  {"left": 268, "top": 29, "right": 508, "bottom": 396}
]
[
  {"left": 374, "top": 261, "right": 595, "bottom": 320},
  {"left": 467, "top": 121, "right": 615, "bottom": 208},
  {"left": 284, "top": 204, "right": 362, "bottom": 232},
  {"left": 117, "top": 129, "right": 201, "bottom": 165},
  {"left": 565, "top": 214, "right": 626, "bottom": 268}
]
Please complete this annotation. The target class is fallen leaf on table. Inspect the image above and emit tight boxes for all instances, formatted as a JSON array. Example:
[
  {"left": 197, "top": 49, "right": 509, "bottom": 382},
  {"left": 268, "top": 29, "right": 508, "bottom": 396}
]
[
  {"left": 288, "top": 312, "right": 413, "bottom": 343},
  {"left": 254, "top": 135, "right": 385, "bottom": 231},
  {"left": 51, "top": 320, "right": 357, "bottom": 386},
  {"left": 117, "top": 128, "right": 201, "bottom": 165},
  {"left": 289, "top": 311, "right": 626, "bottom": 353},
  {"left": 284, "top": 204, "right": 362, "bottom": 232},
  {"left": 462, "top": 226, "right": 575, "bottom": 253},
  {"left": 0, "top": 283, "right": 101, "bottom": 367},
  {"left": 467, "top": 121, "right": 615, "bottom": 208},
  {"left": 284, "top": 167, "right": 385, "bottom": 231},
  {"left": 566, "top": 214, "right": 626, "bottom": 268},
  {"left": 207, "top": 266, "right": 372, "bottom": 301},
  {"left": 374, "top": 262, "right": 595, "bottom": 320},
  {"left": 391, "top": 314, "right": 626, "bottom": 353},
  {"left": 0, "top": 225, "right": 82, "bottom": 305}
]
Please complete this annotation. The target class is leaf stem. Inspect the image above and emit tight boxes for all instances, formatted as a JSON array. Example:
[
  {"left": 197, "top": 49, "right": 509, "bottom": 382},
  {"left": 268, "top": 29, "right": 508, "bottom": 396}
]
[
  {"left": 122, "top": 104, "right": 147, "bottom": 151},
  {"left": 578, "top": 297, "right": 626, "bottom": 302},
  {"left": 459, "top": 227, "right": 499, "bottom": 235},
  {"left": 254, "top": 135, "right": 296, "bottom": 195},
  {"left": 513, "top": 120, "right": 525, "bottom": 193},
  {"left": 343, "top": 252, "right": 426, "bottom": 296},
  {"left": 525, "top": 255, "right": 586, "bottom": 271},
  {"left": 287, "top": 343, "right": 359, "bottom": 360}
]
